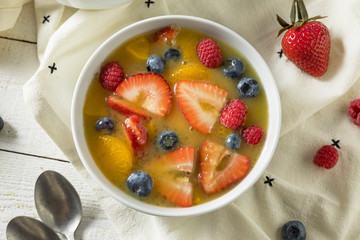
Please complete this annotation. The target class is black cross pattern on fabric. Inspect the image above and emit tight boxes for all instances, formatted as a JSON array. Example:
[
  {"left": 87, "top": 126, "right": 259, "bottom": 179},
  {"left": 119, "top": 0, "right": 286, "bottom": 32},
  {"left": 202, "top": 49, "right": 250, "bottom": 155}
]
[
  {"left": 331, "top": 139, "right": 341, "bottom": 149},
  {"left": 42, "top": 15, "right": 50, "bottom": 24},
  {"left": 48, "top": 63, "right": 57, "bottom": 74},
  {"left": 145, "top": 0, "right": 155, "bottom": 8},
  {"left": 264, "top": 176, "right": 275, "bottom": 187},
  {"left": 277, "top": 49, "right": 283, "bottom": 58}
]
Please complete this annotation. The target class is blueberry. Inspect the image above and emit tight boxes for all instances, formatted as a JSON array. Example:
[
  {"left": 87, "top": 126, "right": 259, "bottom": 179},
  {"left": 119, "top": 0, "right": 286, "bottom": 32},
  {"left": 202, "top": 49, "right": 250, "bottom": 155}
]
[
  {"left": 95, "top": 117, "right": 114, "bottom": 131},
  {"left": 0, "top": 116, "right": 4, "bottom": 131},
  {"left": 223, "top": 58, "right": 244, "bottom": 79},
  {"left": 158, "top": 131, "right": 179, "bottom": 150},
  {"left": 146, "top": 55, "right": 165, "bottom": 74},
  {"left": 126, "top": 171, "right": 153, "bottom": 197},
  {"left": 226, "top": 134, "right": 241, "bottom": 150},
  {"left": 164, "top": 48, "right": 181, "bottom": 62},
  {"left": 281, "top": 221, "right": 306, "bottom": 240},
  {"left": 237, "top": 77, "right": 259, "bottom": 98}
]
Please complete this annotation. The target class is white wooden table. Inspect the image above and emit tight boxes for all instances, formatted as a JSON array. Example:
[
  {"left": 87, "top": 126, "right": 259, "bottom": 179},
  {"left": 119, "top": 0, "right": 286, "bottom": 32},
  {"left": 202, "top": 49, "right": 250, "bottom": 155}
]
[{"left": 0, "top": 3, "right": 119, "bottom": 239}]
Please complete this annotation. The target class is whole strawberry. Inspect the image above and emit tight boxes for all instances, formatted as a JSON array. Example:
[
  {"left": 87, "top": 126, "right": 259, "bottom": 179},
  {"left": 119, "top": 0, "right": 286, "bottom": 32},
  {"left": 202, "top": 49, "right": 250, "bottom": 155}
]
[
  {"left": 277, "top": 0, "right": 330, "bottom": 77},
  {"left": 313, "top": 145, "right": 339, "bottom": 169}
]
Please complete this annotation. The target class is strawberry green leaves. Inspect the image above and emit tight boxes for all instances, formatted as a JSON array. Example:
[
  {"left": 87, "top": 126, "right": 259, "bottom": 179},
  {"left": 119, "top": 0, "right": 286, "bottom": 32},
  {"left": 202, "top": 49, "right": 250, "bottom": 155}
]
[
  {"left": 276, "top": 0, "right": 326, "bottom": 37},
  {"left": 276, "top": 0, "right": 331, "bottom": 77}
]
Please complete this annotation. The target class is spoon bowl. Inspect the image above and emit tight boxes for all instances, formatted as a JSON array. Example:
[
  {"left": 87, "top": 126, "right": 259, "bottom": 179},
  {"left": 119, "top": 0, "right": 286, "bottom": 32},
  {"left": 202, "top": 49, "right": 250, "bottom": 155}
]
[
  {"left": 6, "top": 216, "right": 61, "bottom": 240},
  {"left": 34, "top": 170, "right": 82, "bottom": 240}
]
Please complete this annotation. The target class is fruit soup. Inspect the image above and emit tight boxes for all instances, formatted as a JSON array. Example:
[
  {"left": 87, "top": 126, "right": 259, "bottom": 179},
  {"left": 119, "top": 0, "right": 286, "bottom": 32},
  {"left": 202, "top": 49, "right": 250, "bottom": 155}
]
[{"left": 83, "top": 25, "right": 269, "bottom": 207}]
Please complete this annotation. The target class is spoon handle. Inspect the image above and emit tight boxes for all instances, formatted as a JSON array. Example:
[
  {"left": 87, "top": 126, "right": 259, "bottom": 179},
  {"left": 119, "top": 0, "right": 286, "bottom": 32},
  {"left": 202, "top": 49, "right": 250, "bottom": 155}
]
[
  {"left": 65, "top": 232, "right": 76, "bottom": 240},
  {"left": 57, "top": 232, "right": 69, "bottom": 240}
]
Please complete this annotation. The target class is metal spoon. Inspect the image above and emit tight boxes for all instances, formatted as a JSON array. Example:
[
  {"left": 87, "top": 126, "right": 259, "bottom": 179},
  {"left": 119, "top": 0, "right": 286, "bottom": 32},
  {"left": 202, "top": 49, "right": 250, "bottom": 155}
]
[
  {"left": 6, "top": 216, "right": 61, "bottom": 240},
  {"left": 34, "top": 170, "right": 82, "bottom": 240}
]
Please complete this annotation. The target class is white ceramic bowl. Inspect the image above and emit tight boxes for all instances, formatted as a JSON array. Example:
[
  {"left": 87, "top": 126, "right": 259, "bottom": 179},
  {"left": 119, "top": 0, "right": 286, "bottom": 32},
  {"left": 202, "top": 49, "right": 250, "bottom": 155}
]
[{"left": 71, "top": 15, "right": 281, "bottom": 217}]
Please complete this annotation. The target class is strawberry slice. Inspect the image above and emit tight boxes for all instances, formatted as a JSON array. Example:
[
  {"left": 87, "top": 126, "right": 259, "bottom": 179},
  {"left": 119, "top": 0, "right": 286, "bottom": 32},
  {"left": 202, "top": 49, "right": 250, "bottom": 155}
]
[
  {"left": 122, "top": 115, "right": 148, "bottom": 156},
  {"left": 144, "top": 147, "right": 195, "bottom": 207},
  {"left": 175, "top": 80, "right": 228, "bottom": 134},
  {"left": 106, "top": 94, "right": 151, "bottom": 120},
  {"left": 116, "top": 73, "right": 172, "bottom": 118},
  {"left": 199, "top": 139, "right": 249, "bottom": 194},
  {"left": 154, "top": 26, "right": 177, "bottom": 43}
]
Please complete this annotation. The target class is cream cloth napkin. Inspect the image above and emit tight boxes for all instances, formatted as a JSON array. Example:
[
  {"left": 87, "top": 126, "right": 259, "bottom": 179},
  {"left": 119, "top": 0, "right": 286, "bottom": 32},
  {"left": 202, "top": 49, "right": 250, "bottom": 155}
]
[
  {"left": 23, "top": 0, "right": 360, "bottom": 239},
  {"left": 0, "top": 0, "right": 31, "bottom": 31}
]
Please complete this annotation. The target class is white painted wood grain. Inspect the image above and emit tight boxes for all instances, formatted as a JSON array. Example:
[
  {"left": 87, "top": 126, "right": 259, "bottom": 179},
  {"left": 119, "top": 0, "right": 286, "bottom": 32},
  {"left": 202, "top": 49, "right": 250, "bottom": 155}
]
[
  {"left": 0, "top": 0, "right": 66, "bottom": 160},
  {"left": 0, "top": 37, "right": 67, "bottom": 160},
  {"left": 0, "top": 150, "right": 119, "bottom": 239},
  {"left": 0, "top": 3, "right": 121, "bottom": 239}
]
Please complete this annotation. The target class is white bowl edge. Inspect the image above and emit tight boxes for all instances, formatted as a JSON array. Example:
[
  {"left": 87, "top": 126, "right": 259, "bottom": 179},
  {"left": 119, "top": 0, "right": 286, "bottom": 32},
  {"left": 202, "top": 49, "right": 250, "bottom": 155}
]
[{"left": 71, "top": 15, "right": 281, "bottom": 217}]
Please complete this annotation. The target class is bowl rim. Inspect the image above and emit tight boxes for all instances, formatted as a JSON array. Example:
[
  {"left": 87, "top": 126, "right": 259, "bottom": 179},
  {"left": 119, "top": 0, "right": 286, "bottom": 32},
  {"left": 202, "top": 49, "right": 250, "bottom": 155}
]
[{"left": 71, "top": 15, "right": 281, "bottom": 217}]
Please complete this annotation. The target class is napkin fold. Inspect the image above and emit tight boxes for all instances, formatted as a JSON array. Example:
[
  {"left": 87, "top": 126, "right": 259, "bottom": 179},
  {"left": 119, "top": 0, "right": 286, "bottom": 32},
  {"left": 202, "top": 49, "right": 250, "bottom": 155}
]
[{"left": 23, "top": 0, "right": 360, "bottom": 239}]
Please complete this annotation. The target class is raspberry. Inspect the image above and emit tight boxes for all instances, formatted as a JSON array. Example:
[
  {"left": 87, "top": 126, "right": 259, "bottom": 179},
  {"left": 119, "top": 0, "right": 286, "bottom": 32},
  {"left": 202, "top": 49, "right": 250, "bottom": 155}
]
[
  {"left": 313, "top": 145, "right": 339, "bottom": 169},
  {"left": 197, "top": 38, "right": 223, "bottom": 68},
  {"left": 348, "top": 99, "right": 360, "bottom": 126},
  {"left": 99, "top": 61, "right": 124, "bottom": 91},
  {"left": 242, "top": 125, "right": 263, "bottom": 145},
  {"left": 220, "top": 99, "right": 247, "bottom": 130}
]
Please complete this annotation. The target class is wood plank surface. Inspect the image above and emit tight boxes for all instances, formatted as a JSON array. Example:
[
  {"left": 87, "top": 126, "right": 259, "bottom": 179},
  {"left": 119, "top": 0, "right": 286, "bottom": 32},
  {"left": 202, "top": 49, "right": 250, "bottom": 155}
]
[
  {"left": 0, "top": 2, "right": 119, "bottom": 239},
  {"left": 0, "top": 37, "right": 67, "bottom": 160},
  {"left": 0, "top": 1, "right": 66, "bottom": 160},
  {"left": 0, "top": 151, "right": 118, "bottom": 239}
]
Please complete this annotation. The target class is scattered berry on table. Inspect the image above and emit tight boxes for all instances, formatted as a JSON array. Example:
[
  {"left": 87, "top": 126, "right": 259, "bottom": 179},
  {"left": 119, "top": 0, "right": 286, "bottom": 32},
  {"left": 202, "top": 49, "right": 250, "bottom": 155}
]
[
  {"left": 237, "top": 77, "right": 259, "bottom": 98},
  {"left": 146, "top": 55, "right": 165, "bottom": 74},
  {"left": 220, "top": 99, "right": 247, "bottom": 130},
  {"left": 281, "top": 221, "right": 306, "bottom": 240},
  {"left": 282, "top": 22, "right": 330, "bottom": 77},
  {"left": 164, "top": 48, "right": 181, "bottom": 62},
  {"left": 95, "top": 117, "right": 114, "bottom": 132},
  {"left": 226, "top": 134, "right": 241, "bottom": 150},
  {"left": 175, "top": 80, "right": 228, "bottom": 134},
  {"left": 197, "top": 38, "right": 223, "bottom": 68},
  {"left": 144, "top": 147, "right": 195, "bottom": 207},
  {"left": 116, "top": 73, "right": 172, "bottom": 117},
  {"left": 0, "top": 116, "right": 4, "bottom": 131},
  {"left": 348, "top": 98, "right": 360, "bottom": 126},
  {"left": 223, "top": 58, "right": 244, "bottom": 79},
  {"left": 99, "top": 61, "right": 124, "bottom": 91},
  {"left": 199, "top": 139, "right": 249, "bottom": 194},
  {"left": 126, "top": 171, "right": 153, "bottom": 197},
  {"left": 242, "top": 125, "right": 263, "bottom": 145},
  {"left": 276, "top": 0, "right": 330, "bottom": 77},
  {"left": 158, "top": 131, "right": 179, "bottom": 150},
  {"left": 313, "top": 145, "right": 339, "bottom": 169}
]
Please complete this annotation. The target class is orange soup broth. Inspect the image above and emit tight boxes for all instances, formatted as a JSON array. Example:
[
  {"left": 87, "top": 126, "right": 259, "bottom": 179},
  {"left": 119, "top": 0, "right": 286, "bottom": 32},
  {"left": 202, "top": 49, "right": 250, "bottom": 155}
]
[{"left": 83, "top": 27, "right": 269, "bottom": 207}]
